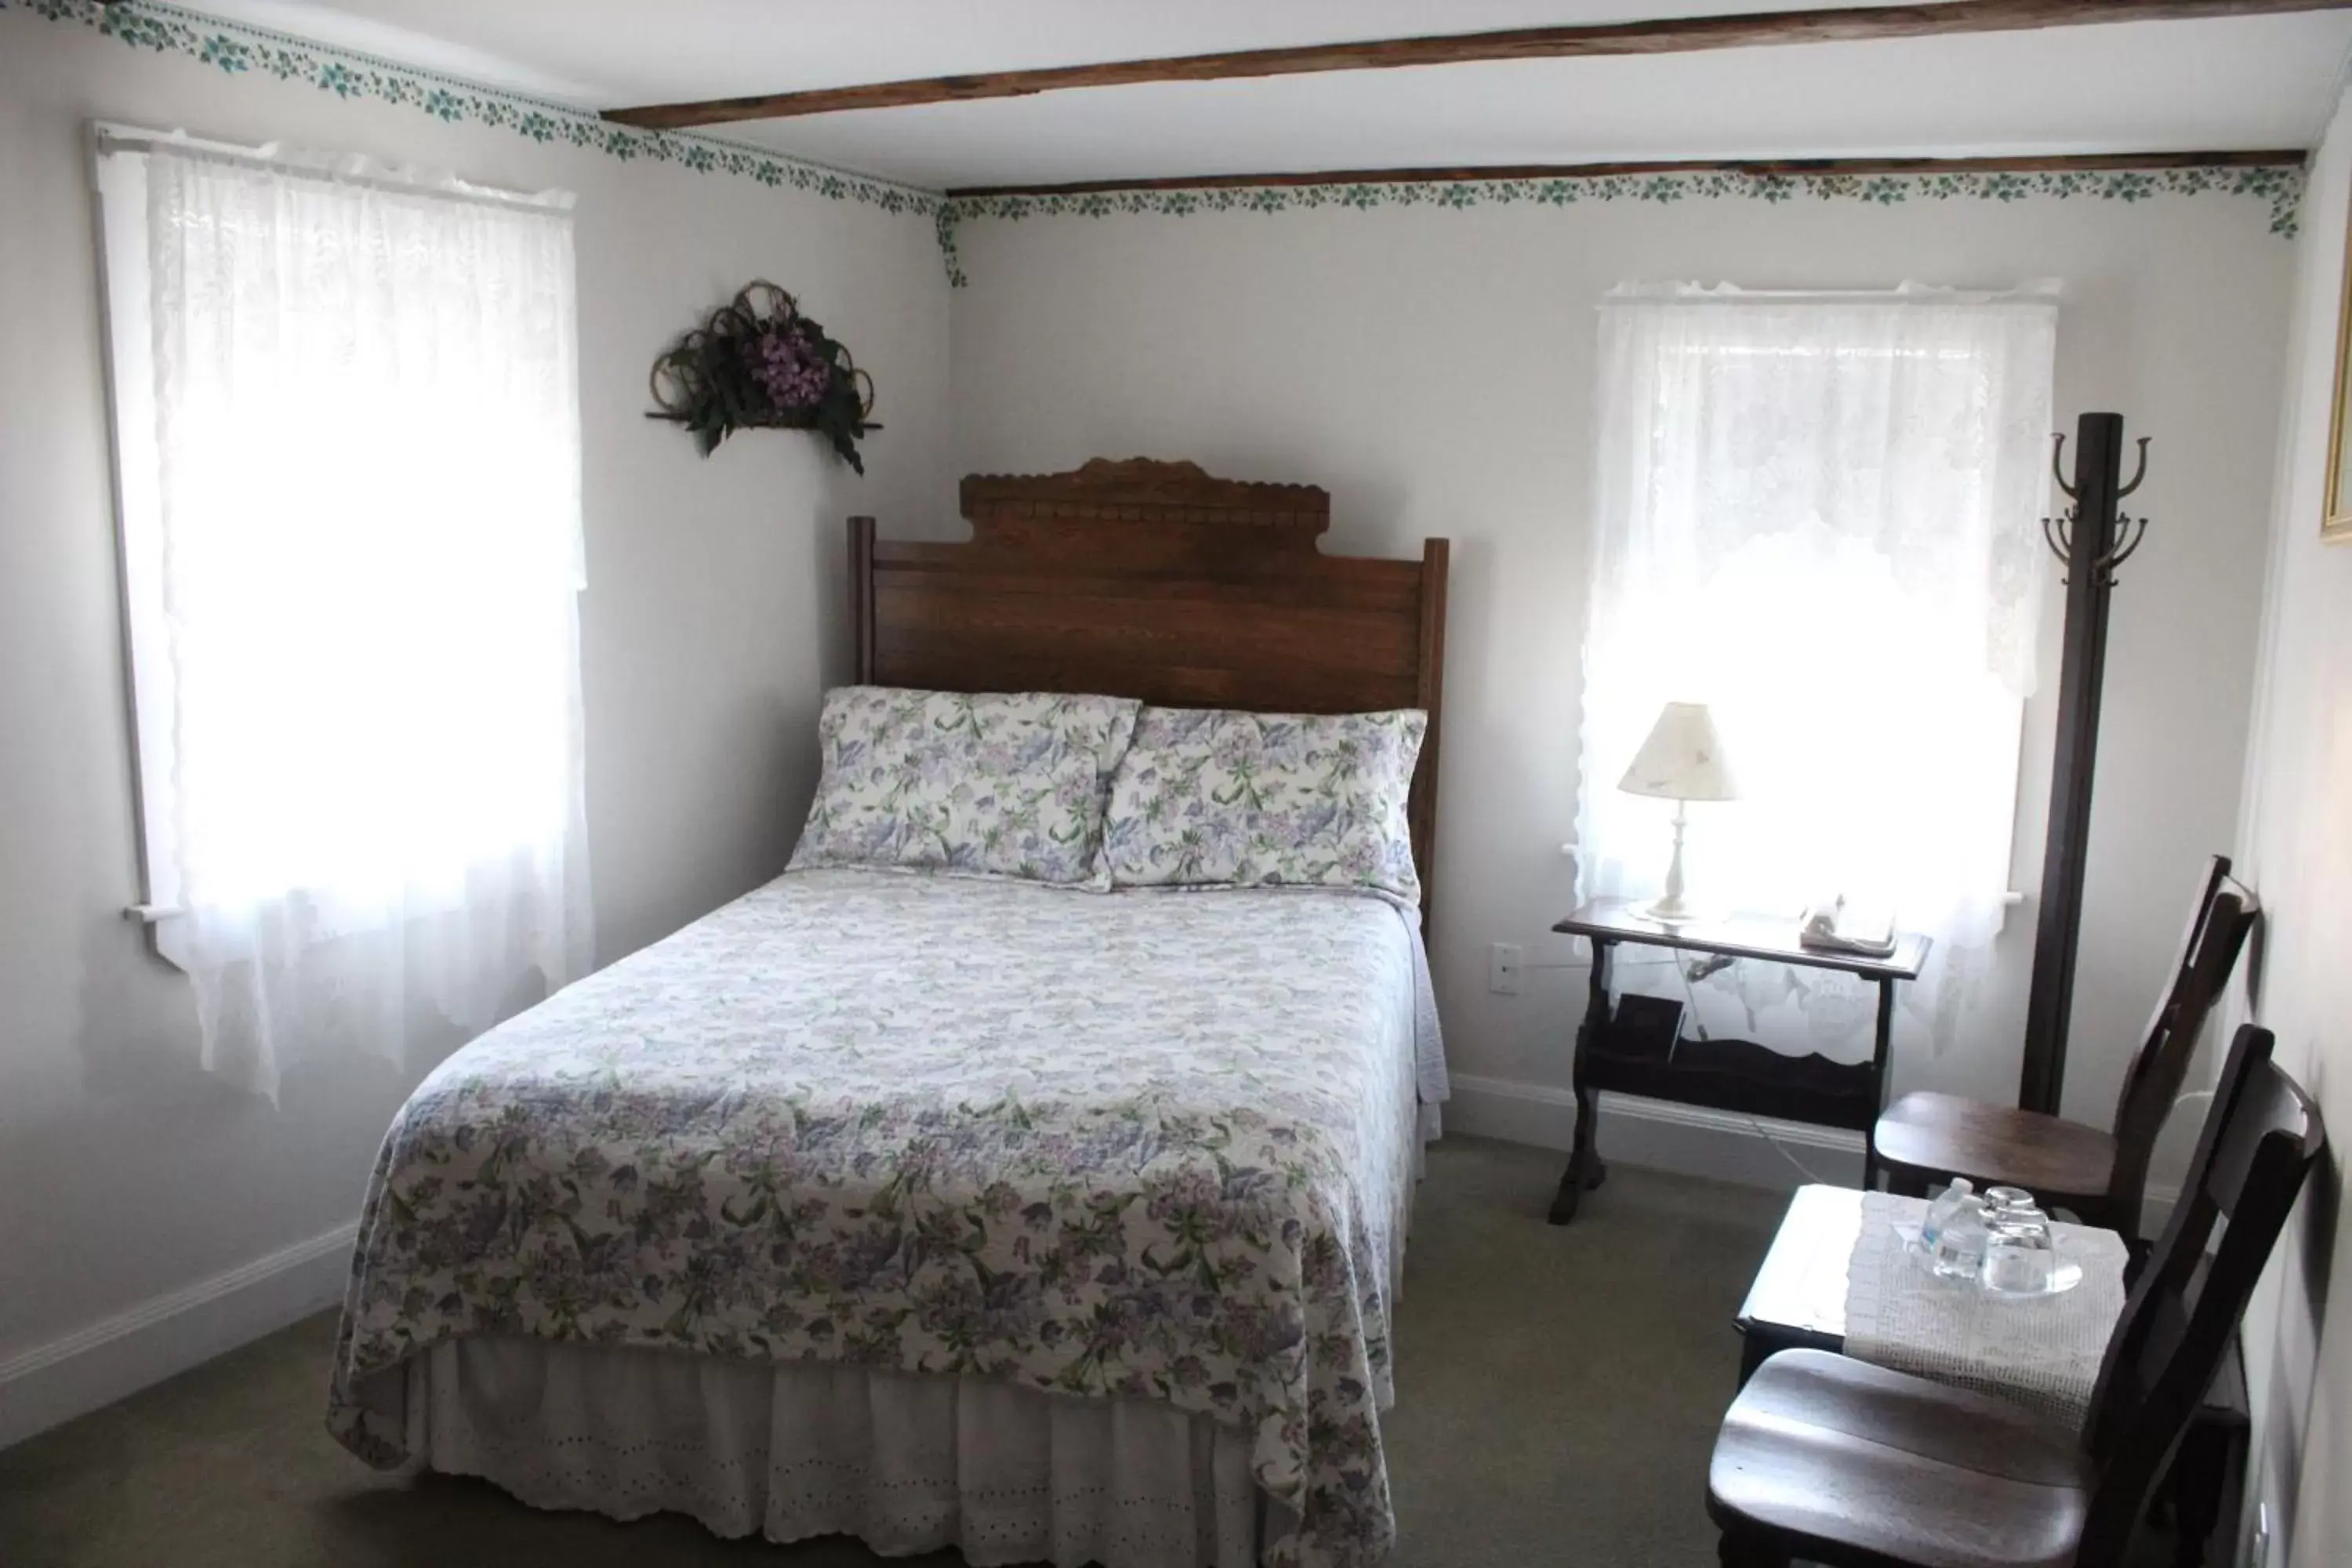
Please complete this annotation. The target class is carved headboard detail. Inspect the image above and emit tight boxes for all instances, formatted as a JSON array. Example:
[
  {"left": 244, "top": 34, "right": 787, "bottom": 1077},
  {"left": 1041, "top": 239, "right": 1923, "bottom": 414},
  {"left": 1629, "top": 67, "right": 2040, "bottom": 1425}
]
[{"left": 848, "top": 458, "right": 1450, "bottom": 921}]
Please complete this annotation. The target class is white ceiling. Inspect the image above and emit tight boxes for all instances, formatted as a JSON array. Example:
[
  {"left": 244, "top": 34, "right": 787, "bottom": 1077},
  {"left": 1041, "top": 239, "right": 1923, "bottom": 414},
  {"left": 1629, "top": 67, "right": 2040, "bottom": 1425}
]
[{"left": 197, "top": 2, "right": 2352, "bottom": 190}]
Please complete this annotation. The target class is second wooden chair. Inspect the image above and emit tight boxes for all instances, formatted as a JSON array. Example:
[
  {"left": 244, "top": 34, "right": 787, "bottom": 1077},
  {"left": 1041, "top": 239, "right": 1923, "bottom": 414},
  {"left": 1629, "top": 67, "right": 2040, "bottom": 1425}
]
[
  {"left": 1710, "top": 1021, "right": 2326, "bottom": 1568},
  {"left": 1872, "top": 854, "right": 2256, "bottom": 1234}
]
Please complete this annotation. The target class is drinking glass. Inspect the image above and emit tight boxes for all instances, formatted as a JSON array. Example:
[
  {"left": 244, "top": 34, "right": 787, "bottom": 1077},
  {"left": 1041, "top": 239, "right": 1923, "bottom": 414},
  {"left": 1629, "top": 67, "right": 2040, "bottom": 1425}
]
[
  {"left": 1982, "top": 1185, "right": 2041, "bottom": 1223},
  {"left": 1982, "top": 1215, "right": 2057, "bottom": 1294}
]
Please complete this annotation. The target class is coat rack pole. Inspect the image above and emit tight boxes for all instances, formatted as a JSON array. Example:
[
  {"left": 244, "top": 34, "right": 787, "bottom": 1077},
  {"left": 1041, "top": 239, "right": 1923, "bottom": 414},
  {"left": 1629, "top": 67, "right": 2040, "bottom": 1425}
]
[{"left": 2019, "top": 411, "right": 2129, "bottom": 1116}]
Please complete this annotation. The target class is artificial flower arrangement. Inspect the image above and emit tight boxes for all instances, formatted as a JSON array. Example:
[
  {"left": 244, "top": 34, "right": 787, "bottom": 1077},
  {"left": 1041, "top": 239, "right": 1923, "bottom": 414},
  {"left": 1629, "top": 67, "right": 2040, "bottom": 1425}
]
[{"left": 648, "top": 281, "right": 878, "bottom": 472}]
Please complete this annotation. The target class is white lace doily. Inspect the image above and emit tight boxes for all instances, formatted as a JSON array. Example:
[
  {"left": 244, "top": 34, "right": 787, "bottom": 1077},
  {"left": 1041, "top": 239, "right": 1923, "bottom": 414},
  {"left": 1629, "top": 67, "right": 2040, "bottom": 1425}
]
[{"left": 1845, "top": 1190, "right": 2128, "bottom": 1432}]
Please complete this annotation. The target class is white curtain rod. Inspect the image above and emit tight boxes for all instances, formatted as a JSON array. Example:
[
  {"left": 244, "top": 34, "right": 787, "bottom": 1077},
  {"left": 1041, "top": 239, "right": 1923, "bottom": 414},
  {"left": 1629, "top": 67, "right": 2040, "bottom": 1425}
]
[
  {"left": 1601, "top": 280, "right": 2063, "bottom": 307},
  {"left": 91, "top": 122, "right": 575, "bottom": 216}
]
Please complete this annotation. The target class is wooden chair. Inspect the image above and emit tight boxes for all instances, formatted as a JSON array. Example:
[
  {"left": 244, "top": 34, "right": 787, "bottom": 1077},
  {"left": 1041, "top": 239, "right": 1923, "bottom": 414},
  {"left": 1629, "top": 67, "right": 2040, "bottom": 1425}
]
[
  {"left": 1708, "top": 1022, "right": 2326, "bottom": 1568},
  {"left": 1874, "top": 854, "right": 2256, "bottom": 1235}
]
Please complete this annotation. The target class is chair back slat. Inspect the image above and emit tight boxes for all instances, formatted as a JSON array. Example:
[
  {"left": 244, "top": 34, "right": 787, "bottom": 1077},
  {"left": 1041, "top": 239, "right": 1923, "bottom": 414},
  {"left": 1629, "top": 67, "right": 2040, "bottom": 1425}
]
[
  {"left": 2104, "top": 857, "right": 2256, "bottom": 1232},
  {"left": 2076, "top": 1024, "right": 2325, "bottom": 1567},
  {"left": 2201, "top": 1068, "right": 2307, "bottom": 1210},
  {"left": 2118, "top": 855, "right": 2230, "bottom": 1111}
]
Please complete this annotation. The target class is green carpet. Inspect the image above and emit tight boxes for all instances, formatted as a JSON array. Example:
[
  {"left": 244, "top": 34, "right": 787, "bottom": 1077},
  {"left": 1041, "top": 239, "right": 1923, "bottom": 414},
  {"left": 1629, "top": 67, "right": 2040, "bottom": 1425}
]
[{"left": 0, "top": 1139, "right": 1791, "bottom": 1567}]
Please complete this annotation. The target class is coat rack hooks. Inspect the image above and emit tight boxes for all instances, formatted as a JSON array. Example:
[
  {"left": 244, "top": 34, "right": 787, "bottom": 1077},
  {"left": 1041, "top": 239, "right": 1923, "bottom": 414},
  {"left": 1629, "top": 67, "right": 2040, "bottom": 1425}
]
[
  {"left": 2042, "top": 434, "right": 2152, "bottom": 586},
  {"left": 2041, "top": 511, "right": 2072, "bottom": 568},
  {"left": 2052, "top": 432, "right": 2151, "bottom": 499},
  {"left": 2098, "top": 514, "right": 2149, "bottom": 576},
  {"left": 2116, "top": 437, "right": 2151, "bottom": 498}
]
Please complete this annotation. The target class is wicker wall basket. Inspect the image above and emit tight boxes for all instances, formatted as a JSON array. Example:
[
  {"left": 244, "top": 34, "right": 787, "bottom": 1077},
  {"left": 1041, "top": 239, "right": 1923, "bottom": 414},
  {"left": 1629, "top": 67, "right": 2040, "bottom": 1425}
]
[{"left": 648, "top": 281, "right": 879, "bottom": 472}]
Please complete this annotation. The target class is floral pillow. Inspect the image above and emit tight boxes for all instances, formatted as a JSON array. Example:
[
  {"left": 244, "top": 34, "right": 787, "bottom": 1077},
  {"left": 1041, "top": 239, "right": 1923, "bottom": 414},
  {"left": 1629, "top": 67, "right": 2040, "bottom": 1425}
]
[
  {"left": 1103, "top": 706, "right": 1427, "bottom": 906},
  {"left": 789, "top": 686, "right": 1141, "bottom": 888}
]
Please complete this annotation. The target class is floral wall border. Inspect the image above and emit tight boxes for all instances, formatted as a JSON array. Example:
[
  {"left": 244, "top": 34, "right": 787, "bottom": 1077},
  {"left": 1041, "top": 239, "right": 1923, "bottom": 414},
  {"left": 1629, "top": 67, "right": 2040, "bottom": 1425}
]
[
  {"left": 6, "top": 0, "right": 2307, "bottom": 294},
  {"left": 4, "top": 0, "right": 945, "bottom": 221},
  {"left": 939, "top": 162, "right": 2305, "bottom": 289}
]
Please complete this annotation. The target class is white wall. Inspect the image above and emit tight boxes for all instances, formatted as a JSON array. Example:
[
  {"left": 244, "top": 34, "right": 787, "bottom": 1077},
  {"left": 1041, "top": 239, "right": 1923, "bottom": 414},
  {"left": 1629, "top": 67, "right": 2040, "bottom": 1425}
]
[
  {"left": 948, "top": 186, "right": 2292, "bottom": 1172},
  {"left": 0, "top": 9, "right": 953, "bottom": 1433},
  {"left": 2232, "top": 76, "right": 2352, "bottom": 1568}
]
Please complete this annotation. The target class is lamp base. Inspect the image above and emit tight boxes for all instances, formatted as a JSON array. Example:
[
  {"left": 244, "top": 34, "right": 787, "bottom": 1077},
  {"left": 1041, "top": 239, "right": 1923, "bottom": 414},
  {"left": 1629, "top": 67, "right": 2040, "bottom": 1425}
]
[{"left": 1635, "top": 797, "right": 1707, "bottom": 926}]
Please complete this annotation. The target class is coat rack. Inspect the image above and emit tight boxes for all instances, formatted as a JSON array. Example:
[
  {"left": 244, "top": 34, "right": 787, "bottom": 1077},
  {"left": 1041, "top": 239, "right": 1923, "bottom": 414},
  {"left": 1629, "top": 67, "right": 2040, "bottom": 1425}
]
[{"left": 2019, "top": 412, "right": 2149, "bottom": 1116}]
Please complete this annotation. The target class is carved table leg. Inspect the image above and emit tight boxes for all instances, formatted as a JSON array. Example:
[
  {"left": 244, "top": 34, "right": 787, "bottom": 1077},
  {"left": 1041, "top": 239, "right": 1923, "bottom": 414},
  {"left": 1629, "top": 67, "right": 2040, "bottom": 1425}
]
[
  {"left": 1550, "top": 938, "right": 1612, "bottom": 1225},
  {"left": 1549, "top": 1085, "right": 1606, "bottom": 1223}
]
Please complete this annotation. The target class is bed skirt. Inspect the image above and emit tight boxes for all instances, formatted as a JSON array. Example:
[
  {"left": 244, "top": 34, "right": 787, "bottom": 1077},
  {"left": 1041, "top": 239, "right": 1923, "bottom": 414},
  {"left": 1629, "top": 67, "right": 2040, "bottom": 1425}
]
[{"left": 399, "top": 1337, "right": 1276, "bottom": 1566}]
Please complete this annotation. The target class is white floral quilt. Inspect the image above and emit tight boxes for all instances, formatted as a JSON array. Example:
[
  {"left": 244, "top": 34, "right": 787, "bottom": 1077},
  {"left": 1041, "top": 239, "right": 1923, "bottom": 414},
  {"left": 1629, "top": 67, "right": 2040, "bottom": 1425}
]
[{"left": 328, "top": 869, "right": 1445, "bottom": 1566}]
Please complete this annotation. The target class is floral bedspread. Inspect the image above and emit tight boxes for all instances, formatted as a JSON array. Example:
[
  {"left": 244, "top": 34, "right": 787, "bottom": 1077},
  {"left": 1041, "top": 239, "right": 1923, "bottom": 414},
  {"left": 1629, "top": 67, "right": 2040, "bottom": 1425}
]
[{"left": 328, "top": 868, "right": 1443, "bottom": 1566}]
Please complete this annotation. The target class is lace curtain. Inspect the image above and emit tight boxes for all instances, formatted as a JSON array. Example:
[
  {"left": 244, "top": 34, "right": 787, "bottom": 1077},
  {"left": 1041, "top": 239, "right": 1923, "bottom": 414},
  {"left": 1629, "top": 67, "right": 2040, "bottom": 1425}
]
[
  {"left": 1577, "top": 285, "right": 2056, "bottom": 1055},
  {"left": 107, "top": 136, "right": 590, "bottom": 1100}
]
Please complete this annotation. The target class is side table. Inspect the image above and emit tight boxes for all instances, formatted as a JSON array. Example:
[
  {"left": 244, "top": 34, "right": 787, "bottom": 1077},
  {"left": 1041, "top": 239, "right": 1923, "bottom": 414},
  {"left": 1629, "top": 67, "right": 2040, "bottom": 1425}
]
[{"left": 1548, "top": 899, "right": 1929, "bottom": 1224}]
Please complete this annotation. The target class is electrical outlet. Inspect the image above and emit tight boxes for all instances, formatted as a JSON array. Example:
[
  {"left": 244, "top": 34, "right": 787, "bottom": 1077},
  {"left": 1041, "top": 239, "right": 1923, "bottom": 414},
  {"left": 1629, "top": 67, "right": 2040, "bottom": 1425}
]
[{"left": 1488, "top": 942, "right": 1523, "bottom": 995}]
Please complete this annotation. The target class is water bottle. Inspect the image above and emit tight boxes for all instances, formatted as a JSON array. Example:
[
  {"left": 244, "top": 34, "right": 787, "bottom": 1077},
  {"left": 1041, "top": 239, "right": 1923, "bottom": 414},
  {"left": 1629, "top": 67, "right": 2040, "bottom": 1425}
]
[
  {"left": 1925, "top": 1181, "right": 1988, "bottom": 1280},
  {"left": 1920, "top": 1177, "right": 1974, "bottom": 1251}
]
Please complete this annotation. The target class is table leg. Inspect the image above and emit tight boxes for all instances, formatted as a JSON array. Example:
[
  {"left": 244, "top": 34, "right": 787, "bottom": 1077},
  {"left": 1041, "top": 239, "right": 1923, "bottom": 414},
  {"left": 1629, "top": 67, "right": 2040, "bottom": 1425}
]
[
  {"left": 1550, "top": 939, "right": 1612, "bottom": 1225},
  {"left": 1550, "top": 1080, "right": 1607, "bottom": 1224},
  {"left": 1863, "top": 975, "right": 1897, "bottom": 1192},
  {"left": 1737, "top": 1330, "right": 1770, "bottom": 1385}
]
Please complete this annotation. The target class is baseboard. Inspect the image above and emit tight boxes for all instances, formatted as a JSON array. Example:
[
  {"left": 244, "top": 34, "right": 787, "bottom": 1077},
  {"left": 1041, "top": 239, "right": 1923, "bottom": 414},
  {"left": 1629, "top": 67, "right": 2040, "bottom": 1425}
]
[
  {"left": 1446, "top": 1073, "right": 1866, "bottom": 1190},
  {"left": 1444, "top": 1073, "right": 2183, "bottom": 1230},
  {"left": 0, "top": 1219, "right": 358, "bottom": 1450}
]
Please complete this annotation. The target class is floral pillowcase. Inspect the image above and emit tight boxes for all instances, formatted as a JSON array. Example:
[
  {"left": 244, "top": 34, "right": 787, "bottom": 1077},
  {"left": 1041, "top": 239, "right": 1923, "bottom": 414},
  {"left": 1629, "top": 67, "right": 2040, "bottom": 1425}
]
[
  {"left": 789, "top": 686, "right": 1141, "bottom": 889},
  {"left": 1102, "top": 706, "right": 1428, "bottom": 906}
]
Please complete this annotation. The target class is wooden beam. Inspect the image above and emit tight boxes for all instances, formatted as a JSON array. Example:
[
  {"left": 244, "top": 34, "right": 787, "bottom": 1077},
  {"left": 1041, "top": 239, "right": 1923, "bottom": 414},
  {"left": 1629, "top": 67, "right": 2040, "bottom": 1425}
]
[
  {"left": 603, "top": 0, "right": 2352, "bottom": 129},
  {"left": 946, "top": 148, "right": 2306, "bottom": 201}
]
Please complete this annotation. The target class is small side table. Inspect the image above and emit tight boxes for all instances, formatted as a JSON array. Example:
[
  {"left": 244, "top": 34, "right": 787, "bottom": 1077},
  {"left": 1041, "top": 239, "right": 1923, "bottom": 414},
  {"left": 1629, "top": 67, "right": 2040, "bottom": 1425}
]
[
  {"left": 1548, "top": 899, "right": 1929, "bottom": 1225},
  {"left": 1736, "top": 1185, "right": 2249, "bottom": 1568}
]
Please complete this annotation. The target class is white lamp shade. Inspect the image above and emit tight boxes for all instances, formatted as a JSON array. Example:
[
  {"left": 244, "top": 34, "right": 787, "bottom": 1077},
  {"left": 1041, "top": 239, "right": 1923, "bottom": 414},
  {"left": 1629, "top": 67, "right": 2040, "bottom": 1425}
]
[{"left": 1617, "top": 701, "right": 1737, "bottom": 801}]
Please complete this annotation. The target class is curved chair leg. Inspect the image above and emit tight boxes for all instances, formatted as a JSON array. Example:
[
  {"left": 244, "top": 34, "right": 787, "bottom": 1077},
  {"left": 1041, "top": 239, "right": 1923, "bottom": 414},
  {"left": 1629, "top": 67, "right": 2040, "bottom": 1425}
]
[
  {"left": 1881, "top": 1166, "right": 1933, "bottom": 1200},
  {"left": 1717, "top": 1527, "right": 1792, "bottom": 1568}
]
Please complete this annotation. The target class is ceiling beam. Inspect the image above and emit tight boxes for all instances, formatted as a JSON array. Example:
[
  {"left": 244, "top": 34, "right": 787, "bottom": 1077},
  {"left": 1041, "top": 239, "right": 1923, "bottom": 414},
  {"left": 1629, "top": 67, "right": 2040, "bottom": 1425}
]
[
  {"left": 945, "top": 148, "right": 2307, "bottom": 200},
  {"left": 602, "top": 0, "right": 2352, "bottom": 130}
]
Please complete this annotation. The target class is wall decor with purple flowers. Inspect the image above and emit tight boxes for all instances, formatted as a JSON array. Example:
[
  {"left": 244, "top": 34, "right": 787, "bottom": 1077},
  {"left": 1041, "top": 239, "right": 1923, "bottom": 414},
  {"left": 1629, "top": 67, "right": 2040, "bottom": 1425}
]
[{"left": 647, "top": 282, "right": 880, "bottom": 472}]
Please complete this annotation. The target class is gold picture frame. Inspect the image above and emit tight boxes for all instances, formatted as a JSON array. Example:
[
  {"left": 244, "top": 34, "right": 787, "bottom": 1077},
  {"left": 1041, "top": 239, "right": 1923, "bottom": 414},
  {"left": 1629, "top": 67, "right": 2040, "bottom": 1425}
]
[{"left": 2326, "top": 198, "right": 2352, "bottom": 543}]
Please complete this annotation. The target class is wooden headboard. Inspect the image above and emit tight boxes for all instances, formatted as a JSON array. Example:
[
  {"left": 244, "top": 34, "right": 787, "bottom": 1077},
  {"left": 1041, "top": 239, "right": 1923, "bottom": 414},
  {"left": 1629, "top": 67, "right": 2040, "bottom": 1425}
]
[{"left": 848, "top": 457, "right": 1450, "bottom": 920}]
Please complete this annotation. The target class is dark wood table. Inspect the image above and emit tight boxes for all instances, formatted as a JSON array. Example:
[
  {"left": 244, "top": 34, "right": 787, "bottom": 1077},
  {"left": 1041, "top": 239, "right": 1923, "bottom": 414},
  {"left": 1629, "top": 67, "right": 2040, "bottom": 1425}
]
[
  {"left": 1548, "top": 899, "right": 1929, "bottom": 1224},
  {"left": 1735, "top": 1184, "right": 2249, "bottom": 1568}
]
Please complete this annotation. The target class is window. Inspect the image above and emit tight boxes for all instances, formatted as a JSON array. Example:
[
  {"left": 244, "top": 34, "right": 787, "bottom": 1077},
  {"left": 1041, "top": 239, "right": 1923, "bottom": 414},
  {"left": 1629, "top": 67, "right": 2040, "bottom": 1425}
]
[
  {"left": 95, "top": 126, "right": 590, "bottom": 1099},
  {"left": 1577, "top": 285, "right": 2056, "bottom": 1051}
]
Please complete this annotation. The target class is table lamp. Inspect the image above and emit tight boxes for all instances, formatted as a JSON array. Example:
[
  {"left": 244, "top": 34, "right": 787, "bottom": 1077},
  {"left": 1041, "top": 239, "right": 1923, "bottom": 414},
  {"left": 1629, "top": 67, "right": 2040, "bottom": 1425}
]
[{"left": 1618, "top": 700, "right": 1737, "bottom": 924}]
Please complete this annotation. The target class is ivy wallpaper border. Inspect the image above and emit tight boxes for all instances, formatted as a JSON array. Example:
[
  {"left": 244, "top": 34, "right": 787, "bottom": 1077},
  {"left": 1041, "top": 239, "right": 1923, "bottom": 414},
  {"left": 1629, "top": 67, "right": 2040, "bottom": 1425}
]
[
  {"left": 6, "top": 0, "right": 2309, "bottom": 292},
  {"left": 940, "top": 162, "right": 2305, "bottom": 288},
  {"left": 3, "top": 0, "right": 944, "bottom": 220}
]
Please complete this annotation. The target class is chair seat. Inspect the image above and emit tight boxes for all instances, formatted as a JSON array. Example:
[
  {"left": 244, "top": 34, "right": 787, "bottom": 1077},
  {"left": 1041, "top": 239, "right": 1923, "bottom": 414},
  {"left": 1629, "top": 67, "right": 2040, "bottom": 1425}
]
[
  {"left": 1709, "top": 1349, "right": 2090, "bottom": 1568},
  {"left": 1875, "top": 1091, "right": 2118, "bottom": 1206}
]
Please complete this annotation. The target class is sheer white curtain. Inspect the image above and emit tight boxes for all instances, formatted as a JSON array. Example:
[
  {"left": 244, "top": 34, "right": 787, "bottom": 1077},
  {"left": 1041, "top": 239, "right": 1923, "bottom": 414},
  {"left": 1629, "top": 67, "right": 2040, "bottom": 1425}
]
[
  {"left": 102, "top": 134, "right": 590, "bottom": 1100},
  {"left": 1577, "top": 284, "right": 2056, "bottom": 1054}
]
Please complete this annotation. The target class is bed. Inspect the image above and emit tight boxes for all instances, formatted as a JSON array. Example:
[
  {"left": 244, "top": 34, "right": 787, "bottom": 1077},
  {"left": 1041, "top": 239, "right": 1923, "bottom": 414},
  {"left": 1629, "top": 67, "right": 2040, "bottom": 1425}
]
[{"left": 327, "top": 459, "right": 1452, "bottom": 1568}]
